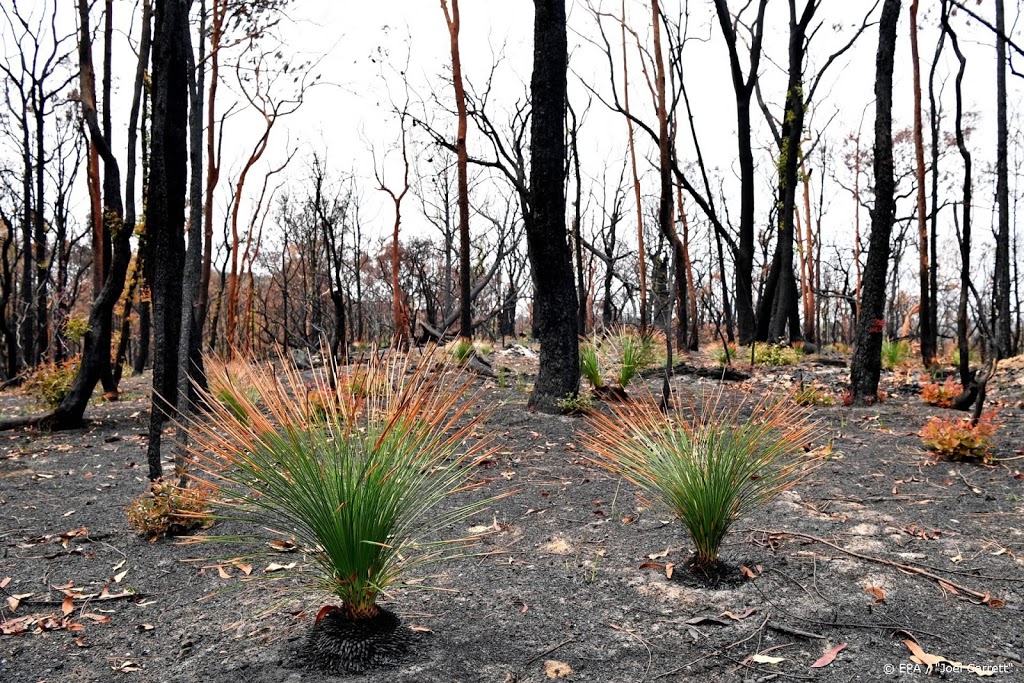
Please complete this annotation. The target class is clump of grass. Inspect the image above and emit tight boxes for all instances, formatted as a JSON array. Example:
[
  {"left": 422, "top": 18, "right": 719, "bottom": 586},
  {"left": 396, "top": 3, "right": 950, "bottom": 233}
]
[
  {"left": 793, "top": 381, "right": 835, "bottom": 407},
  {"left": 951, "top": 345, "right": 980, "bottom": 367},
  {"left": 881, "top": 338, "right": 912, "bottom": 369},
  {"left": 584, "top": 391, "right": 822, "bottom": 570},
  {"left": 580, "top": 342, "right": 604, "bottom": 389},
  {"left": 920, "top": 377, "right": 963, "bottom": 408},
  {"left": 22, "top": 357, "right": 79, "bottom": 408},
  {"left": 185, "top": 349, "right": 498, "bottom": 622},
  {"left": 125, "top": 479, "right": 214, "bottom": 540},
  {"left": 712, "top": 343, "right": 739, "bottom": 366},
  {"left": 473, "top": 341, "right": 493, "bottom": 356},
  {"left": 617, "top": 330, "right": 661, "bottom": 386},
  {"left": 447, "top": 338, "right": 475, "bottom": 364},
  {"left": 920, "top": 413, "right": 998, "bottom": 463}
]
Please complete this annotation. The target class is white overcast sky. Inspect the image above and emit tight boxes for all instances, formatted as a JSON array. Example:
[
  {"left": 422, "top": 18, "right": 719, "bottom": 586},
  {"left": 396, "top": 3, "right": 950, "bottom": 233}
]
[{"left": 8, "top": 0, "right": 1022, "bottom": 273}]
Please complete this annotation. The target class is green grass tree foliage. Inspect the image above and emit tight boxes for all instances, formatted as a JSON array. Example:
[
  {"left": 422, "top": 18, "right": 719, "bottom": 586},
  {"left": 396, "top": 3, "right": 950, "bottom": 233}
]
[
  {"left": 184, "top": 349, "right": 498, "bottom": 621},
  {"left": 584, "top": 391, "right": 822, "bottom": 570}
]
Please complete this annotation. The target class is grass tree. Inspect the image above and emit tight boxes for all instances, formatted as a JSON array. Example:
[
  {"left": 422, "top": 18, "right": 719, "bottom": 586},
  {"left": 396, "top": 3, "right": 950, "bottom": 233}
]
[
  {"left": 184, "top": 349, "right": 498, "bottom": 671},
  {"left": 585, "top": 391, "right": 822, "bottom": 572}
]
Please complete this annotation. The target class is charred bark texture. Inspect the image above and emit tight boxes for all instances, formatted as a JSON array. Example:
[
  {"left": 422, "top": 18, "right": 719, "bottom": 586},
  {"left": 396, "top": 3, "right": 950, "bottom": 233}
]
[
  {"left": 849, "top": 0, "right": 901, "bottom": 402},
  {"left": 527, "top": 0, "right": 579, "bottom": 412}
]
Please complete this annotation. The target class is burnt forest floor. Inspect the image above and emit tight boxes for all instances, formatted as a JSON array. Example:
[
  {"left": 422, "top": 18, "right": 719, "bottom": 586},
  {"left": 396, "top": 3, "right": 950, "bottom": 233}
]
[{"left": 1, "top": 347, "right": 1024, "bottom": 683}]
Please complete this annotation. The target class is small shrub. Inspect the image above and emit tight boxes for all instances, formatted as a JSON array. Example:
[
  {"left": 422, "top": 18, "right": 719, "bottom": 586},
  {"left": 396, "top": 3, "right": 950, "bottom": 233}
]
[
  {"left": 920, "top": 413, "right": 998, "bottom": 462},
  {"left": 920, "top": 377, "right": 962, "bottom": 408},
  {"left": 826, "top": 342, "right": 851, "bottom": 355},
  {"left": 63, "top": 317, "right": 91, "bottom": 344},
  {"left": 881, "top": 338, "right": 912, "bottom": 370},
  {"left": 752, "top": 343, "right": 800, "bottom": 366},
  {"left": 126, "top": 479, "right": 214, "bottom": 540},
  {"left": 23, "top": 357, "right": 80, "bottom": 408},
  {"left": 793, "top": 382, "right": 835, "bottom": 407},
  {"left": 556, "top": 392, "right": 593, "bottom": 415},
  {"left": 473, "top": 341, "right": 493, "bottom": 356},
  {"left": 585, "top": 391, "right": 822, "bottom": 570}
]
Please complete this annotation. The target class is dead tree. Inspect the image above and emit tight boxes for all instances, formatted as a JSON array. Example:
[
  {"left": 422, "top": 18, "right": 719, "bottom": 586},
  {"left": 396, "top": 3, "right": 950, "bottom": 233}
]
[{"left": 849, "top": 0, "right": 901, "bottom": 403}]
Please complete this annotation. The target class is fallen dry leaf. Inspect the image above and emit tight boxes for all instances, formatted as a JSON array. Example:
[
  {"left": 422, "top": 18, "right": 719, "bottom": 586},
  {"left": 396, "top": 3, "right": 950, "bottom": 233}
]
[
  {"left": 722, "top": 609, "right": 756, "bottom": 621},
  {"left": 113, "top": 570, "right": 128, "bottom": 583},
  {"left": 647, "top": 547, "right": 671, "bottom": 559},
  {"left": 83, "top": 613, "right": 111, "bottom": 624},
  {"left": 265, "top": 562, "right": 296, "bottom": 573},
  {"left": 751, "top": 654, "right": 785, "bottom": 664},
  {"left": 217, "top": 565, "right": 232, "bottom": 579},
  {"left": 232, "top": 561, "right": 253, "bottom": 576},
  {"left": 810, "top": 643, "right": 847, "bottom": 668},
  {"left": 543, "top": 659, "right": 572, "bottom": 678},
  {"left": 903, "top": 640, "right": 996, "bottom": 677},
  {"left": 865, "top": 586, "right": 886, "bottom": 603},
  {"left": 268, "top": 539, "right": 297, "bottom": 552},
  {"left": 665, "top": 562, "right": 674, "bottom": 579},
  {"left": 62, "top": 595, "right": 75, "bottom": 616},
  {"left": 0, "top": 577, "right": 10, "bottom": 589},
  {"left": 739, "top": 565, "right": 759, "bottom": 579}
]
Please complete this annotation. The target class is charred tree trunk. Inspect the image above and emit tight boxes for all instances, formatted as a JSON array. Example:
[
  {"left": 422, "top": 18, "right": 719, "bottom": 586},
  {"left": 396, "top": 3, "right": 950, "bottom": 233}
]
[
  {"left": 145, "top": 0, "right": 189, "bottom": 480},
  {"left": 712, "top": 0, "right": 768, "bottom": 346},
  {"left": 910, "top": 0, "right": 935, "bottom": 366},
  {"left": 849, "top": 0, "right": 901, "bottom": 402},
  {"left": 527, "top": 0, "right": 578, "bottom": 412},
  {"left": 942, "top": 1, "right": 973, "bottom": 387},
  {"left": 993, "top": 0, "right": 1012, "bottom": 358},
  {"left": 759, "top": 0, "right": 814, "bottom": 345}
]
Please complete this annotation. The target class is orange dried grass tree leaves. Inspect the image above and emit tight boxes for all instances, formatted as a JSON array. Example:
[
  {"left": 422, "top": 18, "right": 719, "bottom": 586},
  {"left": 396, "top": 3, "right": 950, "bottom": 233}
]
[
  {"left": 182, "top": 347, "right": 502, "bottom": 621},
  {"left": 583, "top": 389, "right": 825, "bottom": 570}
]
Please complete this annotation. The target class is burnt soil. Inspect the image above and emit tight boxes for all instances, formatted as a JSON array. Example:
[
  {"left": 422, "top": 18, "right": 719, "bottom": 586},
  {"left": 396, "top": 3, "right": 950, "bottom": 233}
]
[{"left": 2, "top": 351, "right": 1023, "bottom": 683}]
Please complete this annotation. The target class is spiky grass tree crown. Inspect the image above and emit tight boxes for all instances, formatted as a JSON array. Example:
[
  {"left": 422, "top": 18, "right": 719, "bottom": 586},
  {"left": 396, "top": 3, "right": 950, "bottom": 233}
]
[
  {"left": 584, "top": 390, "right": 823, "bottom": 569},
  {"left": 186, "top": 348, "right": 496, "bottom": 620}
]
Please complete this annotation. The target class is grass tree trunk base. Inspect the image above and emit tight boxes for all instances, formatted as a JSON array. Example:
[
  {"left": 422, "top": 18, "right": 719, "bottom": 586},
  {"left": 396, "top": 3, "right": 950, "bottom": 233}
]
[
  {"left": 673, "top": 556, "right": 747, "bottom": 589},
  {"left": 299, "top": 606, "right": 413, "bottom": 674}
]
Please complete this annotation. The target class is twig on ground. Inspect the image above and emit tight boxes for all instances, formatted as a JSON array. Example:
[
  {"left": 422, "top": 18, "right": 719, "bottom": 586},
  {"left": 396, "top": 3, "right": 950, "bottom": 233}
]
[
  {"left": 751, "top": 581, "right": 949, "bottom": 642},
  {"left": 610, "top": 623, "right": 653, "bottom": 681},
  {"left": 756, "top": 529, "right": 999, "bottom": 602},
  {"left": 766, "top": 623, "right": 825, "bottom": 640},
  {"left": 523, "top": 637, "right": 574, "bottom": 667}
]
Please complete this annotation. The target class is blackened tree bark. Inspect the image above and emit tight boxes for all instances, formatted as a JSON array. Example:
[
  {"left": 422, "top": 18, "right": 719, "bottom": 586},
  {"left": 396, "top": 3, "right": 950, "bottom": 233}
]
[
  {"left": 528, "top": 0, "right": 578, "bottom": 412},
  {"left": 758, "top": 0, "right": 816, "bottom": 344},
  {"left": 849, "top": 0, "right": 901, "bottom": 402},
  {"left": 145, "top": 0, "right": 189, "bottom": 480},
  {"left": 927, "top": 17, "right": 945, "bottom": 357},
  {"left": 910, "top": 0, "right": 935, "bottom": 367},
  {"left": 712, "top": 0, "right": 768, "bottom": 346},
  {"left": 942, "top": 0, "right": 973, "bottom": 387},
  {"left": 993, "top": 0, "right": 1012, "bottom": 358}
]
